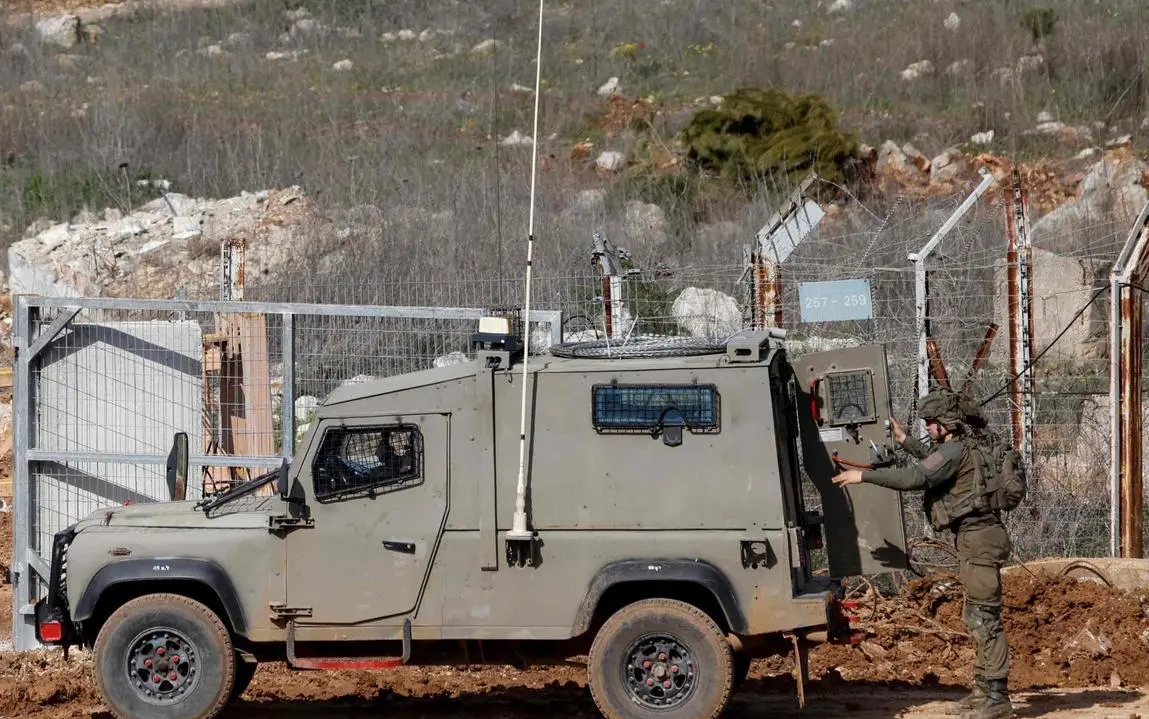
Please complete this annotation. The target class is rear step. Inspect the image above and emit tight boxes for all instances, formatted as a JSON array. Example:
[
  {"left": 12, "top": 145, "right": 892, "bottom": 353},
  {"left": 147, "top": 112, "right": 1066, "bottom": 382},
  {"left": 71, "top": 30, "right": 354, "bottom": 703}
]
[{"left": 286, "top": 619, "right": 411, "bottom": 670}]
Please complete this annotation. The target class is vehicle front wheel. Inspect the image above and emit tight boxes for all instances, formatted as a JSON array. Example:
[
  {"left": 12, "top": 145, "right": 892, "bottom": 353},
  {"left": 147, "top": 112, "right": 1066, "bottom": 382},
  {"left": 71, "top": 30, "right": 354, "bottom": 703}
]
[
  {"left": 93, "top": 593, "right": 236, "bottom": 719},
  {"left": 587, "top": 598, "right": 734, "bottom": 719}
]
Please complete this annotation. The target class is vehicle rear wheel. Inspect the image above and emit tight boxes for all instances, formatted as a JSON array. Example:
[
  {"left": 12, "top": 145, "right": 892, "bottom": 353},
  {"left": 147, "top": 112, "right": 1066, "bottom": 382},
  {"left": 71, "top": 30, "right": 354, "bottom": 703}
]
[
  {"left": 93, "top": 593, "right": 235, "bottom": 719},
  {"left": 588, "top": 598, "right": 733, "bottom": 719}
]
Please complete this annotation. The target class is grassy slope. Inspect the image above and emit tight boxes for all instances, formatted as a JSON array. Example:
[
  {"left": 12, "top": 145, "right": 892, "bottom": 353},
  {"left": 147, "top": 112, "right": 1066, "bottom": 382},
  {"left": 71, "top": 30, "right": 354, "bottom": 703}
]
[{"left": 0, "top": 0, "right": 1145, "bottom": 299}]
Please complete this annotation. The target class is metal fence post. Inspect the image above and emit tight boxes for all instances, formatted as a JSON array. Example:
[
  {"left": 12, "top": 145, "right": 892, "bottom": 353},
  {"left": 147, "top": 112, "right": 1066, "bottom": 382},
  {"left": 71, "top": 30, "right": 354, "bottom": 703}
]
[
  {"left": 908, "top": 167, "right": 995, "bottom": 435},
  {"left": 11, "top": 295, "right": 34, "bottom": 650},
  {"left": 281, "top": 312, "right": 295, "bottom": 460}
]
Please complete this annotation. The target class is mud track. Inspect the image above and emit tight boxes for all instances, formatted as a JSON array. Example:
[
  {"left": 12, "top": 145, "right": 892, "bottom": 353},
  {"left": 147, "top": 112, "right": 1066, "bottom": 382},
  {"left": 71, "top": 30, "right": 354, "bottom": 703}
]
[{"left": 4, "top": 508, "right": 1149, "bottom": 718}]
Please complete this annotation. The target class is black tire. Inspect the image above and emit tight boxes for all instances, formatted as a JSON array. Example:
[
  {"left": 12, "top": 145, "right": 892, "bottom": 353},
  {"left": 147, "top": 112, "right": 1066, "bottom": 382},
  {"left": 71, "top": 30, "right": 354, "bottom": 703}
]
[
  {"left": 588, "top": 598, "right": 734, "bottom": 719},
  {"left": 93, "top": 593, "right": 236, "bottom": 719},
  {"left": 229, "top": 656, "right": 257, "bottom": 703}
]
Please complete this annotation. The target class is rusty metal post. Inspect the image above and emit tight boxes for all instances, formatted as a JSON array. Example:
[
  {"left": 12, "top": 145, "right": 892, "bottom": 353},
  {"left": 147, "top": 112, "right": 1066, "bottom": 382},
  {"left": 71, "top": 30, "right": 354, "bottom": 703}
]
[
  {"left": 926, "top": 337, "right": 951, "bottom": 389},
  {"left": 1109, "top": 200, "right": 1149, "bottom": 557},
  {"left": 963, "top": 323, "right": 999, "bottom": 393}
]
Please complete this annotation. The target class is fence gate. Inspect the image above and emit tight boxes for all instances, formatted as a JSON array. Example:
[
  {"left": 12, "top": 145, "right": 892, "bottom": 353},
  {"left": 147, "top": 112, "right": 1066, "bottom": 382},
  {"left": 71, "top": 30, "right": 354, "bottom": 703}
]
[{"left": 9, "top": 294, "right": 560, "bottom": 650}]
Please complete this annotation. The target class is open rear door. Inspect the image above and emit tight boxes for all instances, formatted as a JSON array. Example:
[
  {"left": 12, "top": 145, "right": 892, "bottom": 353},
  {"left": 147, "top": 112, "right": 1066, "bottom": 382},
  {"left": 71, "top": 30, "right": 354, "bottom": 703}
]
[{"left": 790, "top": 344, "right": 908, "bottom": 577}]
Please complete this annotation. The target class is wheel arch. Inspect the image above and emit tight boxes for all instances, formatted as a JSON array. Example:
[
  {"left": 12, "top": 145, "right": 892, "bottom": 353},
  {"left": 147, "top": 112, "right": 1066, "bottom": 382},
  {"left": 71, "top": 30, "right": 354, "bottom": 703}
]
[
  {"left": 572, "top": 559, "right": 747, "bottom": 637},
  {"left": 75, "top": 558, "right": 246, "bottom": 643}
]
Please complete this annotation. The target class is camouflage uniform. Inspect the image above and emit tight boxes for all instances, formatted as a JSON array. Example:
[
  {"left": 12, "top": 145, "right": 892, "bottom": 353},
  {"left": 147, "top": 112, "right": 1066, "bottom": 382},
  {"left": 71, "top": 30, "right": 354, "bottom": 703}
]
[{"left": 858, "top": 388, "right": 1014, "bottom": 719}]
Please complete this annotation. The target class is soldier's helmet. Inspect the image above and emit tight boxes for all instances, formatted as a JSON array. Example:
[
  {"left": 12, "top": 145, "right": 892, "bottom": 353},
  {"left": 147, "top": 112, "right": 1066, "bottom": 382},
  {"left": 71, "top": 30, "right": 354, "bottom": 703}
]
[{"left": 918, "top": 387, "right": 980, "bottom": 429}]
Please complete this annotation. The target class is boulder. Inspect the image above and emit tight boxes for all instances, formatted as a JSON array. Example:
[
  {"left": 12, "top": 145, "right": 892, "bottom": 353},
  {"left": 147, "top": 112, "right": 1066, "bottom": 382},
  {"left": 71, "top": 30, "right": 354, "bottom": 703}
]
[
  {"left": 671, "top": 287, "right": 741, "bottom": 339},
  {"left": 8, "top": 186, "right": 327, "bottom": 300},
  {"left": 35, "top": 15, "right": 79, "bottom": 48},
  {"left": 1029, "top": 149, "right": 1149, "bottom": 256}
]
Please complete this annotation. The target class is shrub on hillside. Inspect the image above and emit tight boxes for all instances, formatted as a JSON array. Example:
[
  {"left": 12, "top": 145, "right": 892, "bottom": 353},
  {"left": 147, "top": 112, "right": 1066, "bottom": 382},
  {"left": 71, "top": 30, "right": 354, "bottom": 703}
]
[{"left": 678, "top": 87, "right": 861, "bottom": 190}]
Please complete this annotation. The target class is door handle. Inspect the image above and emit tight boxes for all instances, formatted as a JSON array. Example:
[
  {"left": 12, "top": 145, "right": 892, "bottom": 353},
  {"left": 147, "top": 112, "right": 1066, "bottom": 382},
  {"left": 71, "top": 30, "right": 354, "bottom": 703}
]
[{"left": 382, "top": 541, "right": 416, "bottom": 554}]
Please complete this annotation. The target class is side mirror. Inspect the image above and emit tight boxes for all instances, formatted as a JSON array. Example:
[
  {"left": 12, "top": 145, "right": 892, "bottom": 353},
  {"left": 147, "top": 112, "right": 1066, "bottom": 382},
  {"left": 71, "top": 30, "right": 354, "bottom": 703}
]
[{"left": 166, "top": 432, "right": 189, "bottom": 501}]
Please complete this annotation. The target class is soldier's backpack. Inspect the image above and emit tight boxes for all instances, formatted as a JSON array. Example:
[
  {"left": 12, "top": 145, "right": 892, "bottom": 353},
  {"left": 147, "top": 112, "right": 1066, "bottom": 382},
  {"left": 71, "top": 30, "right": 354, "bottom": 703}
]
[{"left": 969, "top": 433, "right": 1027, "bottom": 513}]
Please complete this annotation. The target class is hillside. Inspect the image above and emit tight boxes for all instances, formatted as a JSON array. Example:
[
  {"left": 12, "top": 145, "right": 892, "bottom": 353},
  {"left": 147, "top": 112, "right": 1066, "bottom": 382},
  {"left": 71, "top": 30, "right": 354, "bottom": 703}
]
[{"left": 1, "top": 0, "right": 1146, "bottom": 297}]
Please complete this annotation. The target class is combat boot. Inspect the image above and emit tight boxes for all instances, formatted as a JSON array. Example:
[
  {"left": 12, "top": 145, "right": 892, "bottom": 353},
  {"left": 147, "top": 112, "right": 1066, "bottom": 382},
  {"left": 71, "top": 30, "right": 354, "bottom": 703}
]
[
  {"left": 943, "top": 675, "right": 986, "bottom": 714},
  {"left": 961, "top": 678, "right": 1014, "bottom": 719}
]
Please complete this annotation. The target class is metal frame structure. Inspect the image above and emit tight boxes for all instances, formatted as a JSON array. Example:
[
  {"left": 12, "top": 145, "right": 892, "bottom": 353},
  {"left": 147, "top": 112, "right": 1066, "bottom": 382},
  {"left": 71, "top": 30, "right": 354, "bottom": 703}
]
[
  {"left": 908, "top": 166, "right": 994, "bottom": 430},
  {"left": 1109, "top": 200, "right": 1149, "bottom": 557},
  {"left": 10, "top": 294, "right": 562, "bottom": 650}
]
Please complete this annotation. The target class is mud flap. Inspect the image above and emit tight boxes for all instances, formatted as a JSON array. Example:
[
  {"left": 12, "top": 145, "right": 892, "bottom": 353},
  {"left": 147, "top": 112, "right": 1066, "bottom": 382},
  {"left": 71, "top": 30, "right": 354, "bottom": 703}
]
[{"left": 790, "top": 345, "right": 908, "bottom": 577}]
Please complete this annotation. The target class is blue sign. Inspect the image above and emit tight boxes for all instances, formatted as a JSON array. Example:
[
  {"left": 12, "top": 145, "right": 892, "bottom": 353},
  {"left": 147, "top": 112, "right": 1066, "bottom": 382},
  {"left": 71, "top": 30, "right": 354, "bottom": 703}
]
[{"left": 799, "top": 279, "right": 873, "bottom": 323}]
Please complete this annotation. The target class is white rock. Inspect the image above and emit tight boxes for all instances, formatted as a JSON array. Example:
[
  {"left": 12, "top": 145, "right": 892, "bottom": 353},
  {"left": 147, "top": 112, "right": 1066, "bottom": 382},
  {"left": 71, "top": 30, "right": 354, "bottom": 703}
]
[
  {"left": 596, "top": 151, "right": 627, "bottom": 172},
  {"left": 500, "top": 130, "right": 533, "bottom": 146},
  {"left": 792, "top": 19, "right": 803, "bottom": 28},
  {"left": 333, "top": 59, "right": 354, "bottom": 71},
  {"left": 1017, "top": 55, "right": 1044, "bottom": 73},
  {"left": 294, "top": 395, "right": 320, "bottom": 419},
  {"left": 510, "top": 83, "right": 532, "bottom": 93},
  {"left": 930, "top": 150, "right": 965, "bottom": 182},
  {"left": 291, "top": 18, "right": 320, "bottom": 36},
  {"left": 8, "top": 186, "right": 316, "bottom": 300},
  {"left": 381, "top": 32, "right": 397, "bottom": 42},
  {"left": 198, "top": 44, "right": 224, "bottom": 57},
  {"left": 471, "top": 39, "right": 503, "bottom": 54},
  {"left": 137, "top": 239, "right": 170, "bottom": 257},
  {"left": 1037, "top": 110, "right": 1054, "bottom": 123},
  {"left": 876, "top": 141, "right": 909, "bottom": 174},
  {"left": 433, "top": 351, "right": 470, "bottom": 368},
  {"left": 945, "top": 59, "right": 973, "bottom": 77},
  {"left": 1076, "top": 148, "right": 1098, "bottom": 160},
  {"left": 944, "top": 12, "right": 960, "bottom": 30},
  {"left": 397, "top": 29, "right": 417, "bottom": 41},
  {"left": 225, "top": 32, "right": 252, "bottom": 48},
  {"left": 828, "top": 0, "right": 854, "bottom": 13},
  {"left": 172, "top": 216, "right": 201, "bottom": 241},
  {"left": 284, "top": 7, "right": 310, "bottom": 21},
  {"left": 901, "top": 60, "right": 935, "bottom": 81},
  {"left": 671, "top": 288, "right": 741, "bottom": 339},
  {"left": 1107, "top": 134, "right": 1133, "bottom": 148},
  {"left": 597, "top": 76, "right": 621, "bottom": 97},
  {"left": 419, "top": 29, "right": 435, "bottom": 42},
  {"left": 35, "top": 15, "right": 79, "bottom": 48},
  {"left": 970, "top": 130, "right": 995, "bottom": 145}
]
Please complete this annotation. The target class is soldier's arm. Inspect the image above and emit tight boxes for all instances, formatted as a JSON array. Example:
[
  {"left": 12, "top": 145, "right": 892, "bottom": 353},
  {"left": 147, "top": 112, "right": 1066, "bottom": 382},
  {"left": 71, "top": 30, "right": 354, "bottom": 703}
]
[
  {"left": 900, "top": 434, "right": 931, "bottom": 459},
  {"left": 861, "top": 443, "right": 961, "bottom": 491}
]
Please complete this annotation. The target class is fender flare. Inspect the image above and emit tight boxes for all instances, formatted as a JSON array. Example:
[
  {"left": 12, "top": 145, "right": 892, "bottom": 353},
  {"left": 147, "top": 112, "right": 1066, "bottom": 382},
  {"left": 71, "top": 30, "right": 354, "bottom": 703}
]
[
  {"left": 74, "top": 558, "right": 247, "bottom": 635},
  {"left": 571, "top": 558, "right": 747, "bottom": 635}
]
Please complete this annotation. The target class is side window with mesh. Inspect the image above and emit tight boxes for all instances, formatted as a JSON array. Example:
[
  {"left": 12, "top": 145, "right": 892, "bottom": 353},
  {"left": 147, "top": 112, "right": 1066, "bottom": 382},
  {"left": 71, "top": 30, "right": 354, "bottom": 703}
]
[
  {"left": 312, "top": 424, "right": 423, "bottom": 501},
  {"left": 591, "top": 383, "right": 720, "bottom": 434}
]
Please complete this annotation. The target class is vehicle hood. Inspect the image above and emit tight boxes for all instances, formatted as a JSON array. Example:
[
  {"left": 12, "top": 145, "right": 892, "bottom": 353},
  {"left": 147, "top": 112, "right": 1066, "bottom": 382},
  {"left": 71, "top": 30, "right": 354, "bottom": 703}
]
[{"left": 74, "top": 495, "right": 281, "bottom": 532}]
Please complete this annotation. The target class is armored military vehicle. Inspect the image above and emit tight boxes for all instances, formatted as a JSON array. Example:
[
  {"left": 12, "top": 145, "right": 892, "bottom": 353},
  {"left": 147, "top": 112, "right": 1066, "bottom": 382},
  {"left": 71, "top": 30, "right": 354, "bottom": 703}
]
[{"left": 34, "top": 318, "right": 906, "bottom": 719}]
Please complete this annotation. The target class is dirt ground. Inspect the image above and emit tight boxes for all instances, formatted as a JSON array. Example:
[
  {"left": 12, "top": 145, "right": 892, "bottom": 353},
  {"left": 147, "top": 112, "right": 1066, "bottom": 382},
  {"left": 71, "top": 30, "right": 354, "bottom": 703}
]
[{"left": 4, "top": 505, "right": 1149, "bottom": 717}]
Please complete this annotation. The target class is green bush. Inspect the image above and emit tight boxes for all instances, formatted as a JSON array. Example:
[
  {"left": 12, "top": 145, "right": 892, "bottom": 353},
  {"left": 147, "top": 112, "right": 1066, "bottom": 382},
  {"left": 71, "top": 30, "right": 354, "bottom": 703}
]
[{"left": 678, "top": 87, "right": 861, "bottom": 190}]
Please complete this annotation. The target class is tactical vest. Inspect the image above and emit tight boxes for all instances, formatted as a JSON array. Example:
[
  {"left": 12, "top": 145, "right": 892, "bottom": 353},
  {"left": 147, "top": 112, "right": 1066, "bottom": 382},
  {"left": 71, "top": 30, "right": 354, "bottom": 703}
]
[{"left": 921, "top": 439, "right": 988, "bottom": 531}]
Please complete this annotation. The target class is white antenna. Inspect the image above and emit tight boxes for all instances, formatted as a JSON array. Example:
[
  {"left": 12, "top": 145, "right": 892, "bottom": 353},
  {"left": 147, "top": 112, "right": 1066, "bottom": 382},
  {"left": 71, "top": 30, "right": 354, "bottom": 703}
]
[{"left": 507, "top": 0, "right": 545, "bottom": 551}]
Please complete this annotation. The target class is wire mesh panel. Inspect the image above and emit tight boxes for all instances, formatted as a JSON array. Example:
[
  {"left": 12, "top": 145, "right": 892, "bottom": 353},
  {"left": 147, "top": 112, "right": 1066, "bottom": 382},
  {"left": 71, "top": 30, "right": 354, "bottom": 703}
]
[{"left": 10, "top": 295, "right": 560, "bottom": 650}]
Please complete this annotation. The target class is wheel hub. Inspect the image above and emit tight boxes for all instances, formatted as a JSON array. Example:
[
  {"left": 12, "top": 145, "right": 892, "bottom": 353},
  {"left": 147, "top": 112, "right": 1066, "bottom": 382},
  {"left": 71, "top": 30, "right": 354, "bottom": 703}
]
[
  {"left": 624, "top": 635, "right": 697, "bottom": 708},
  {"left": 126, "top": 628, "right": 199, "bottom": 704}
]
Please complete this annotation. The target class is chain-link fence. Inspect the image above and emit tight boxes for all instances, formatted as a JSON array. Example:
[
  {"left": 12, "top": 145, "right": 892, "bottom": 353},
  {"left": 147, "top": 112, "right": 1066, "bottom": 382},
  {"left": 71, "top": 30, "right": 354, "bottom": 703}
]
[{"left": 227, "top": 170, "right": 1135, "bottom": 564}]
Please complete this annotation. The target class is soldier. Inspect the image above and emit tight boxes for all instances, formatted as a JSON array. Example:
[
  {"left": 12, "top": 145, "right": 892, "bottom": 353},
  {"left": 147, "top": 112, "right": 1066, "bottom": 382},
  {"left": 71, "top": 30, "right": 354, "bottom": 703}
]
[{"left": 832, "top": 387, "right": 1014, "bottom": 719}]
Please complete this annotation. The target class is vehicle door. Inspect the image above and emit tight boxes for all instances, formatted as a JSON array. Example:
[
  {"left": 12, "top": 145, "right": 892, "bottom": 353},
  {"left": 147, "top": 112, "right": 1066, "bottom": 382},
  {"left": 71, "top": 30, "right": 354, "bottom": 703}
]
[
  {"left": 790, "top": 345, "right": 908, "bottom": 577},
  {"left": 285, "top": 412, "right": 449, "bottom": 625}
]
